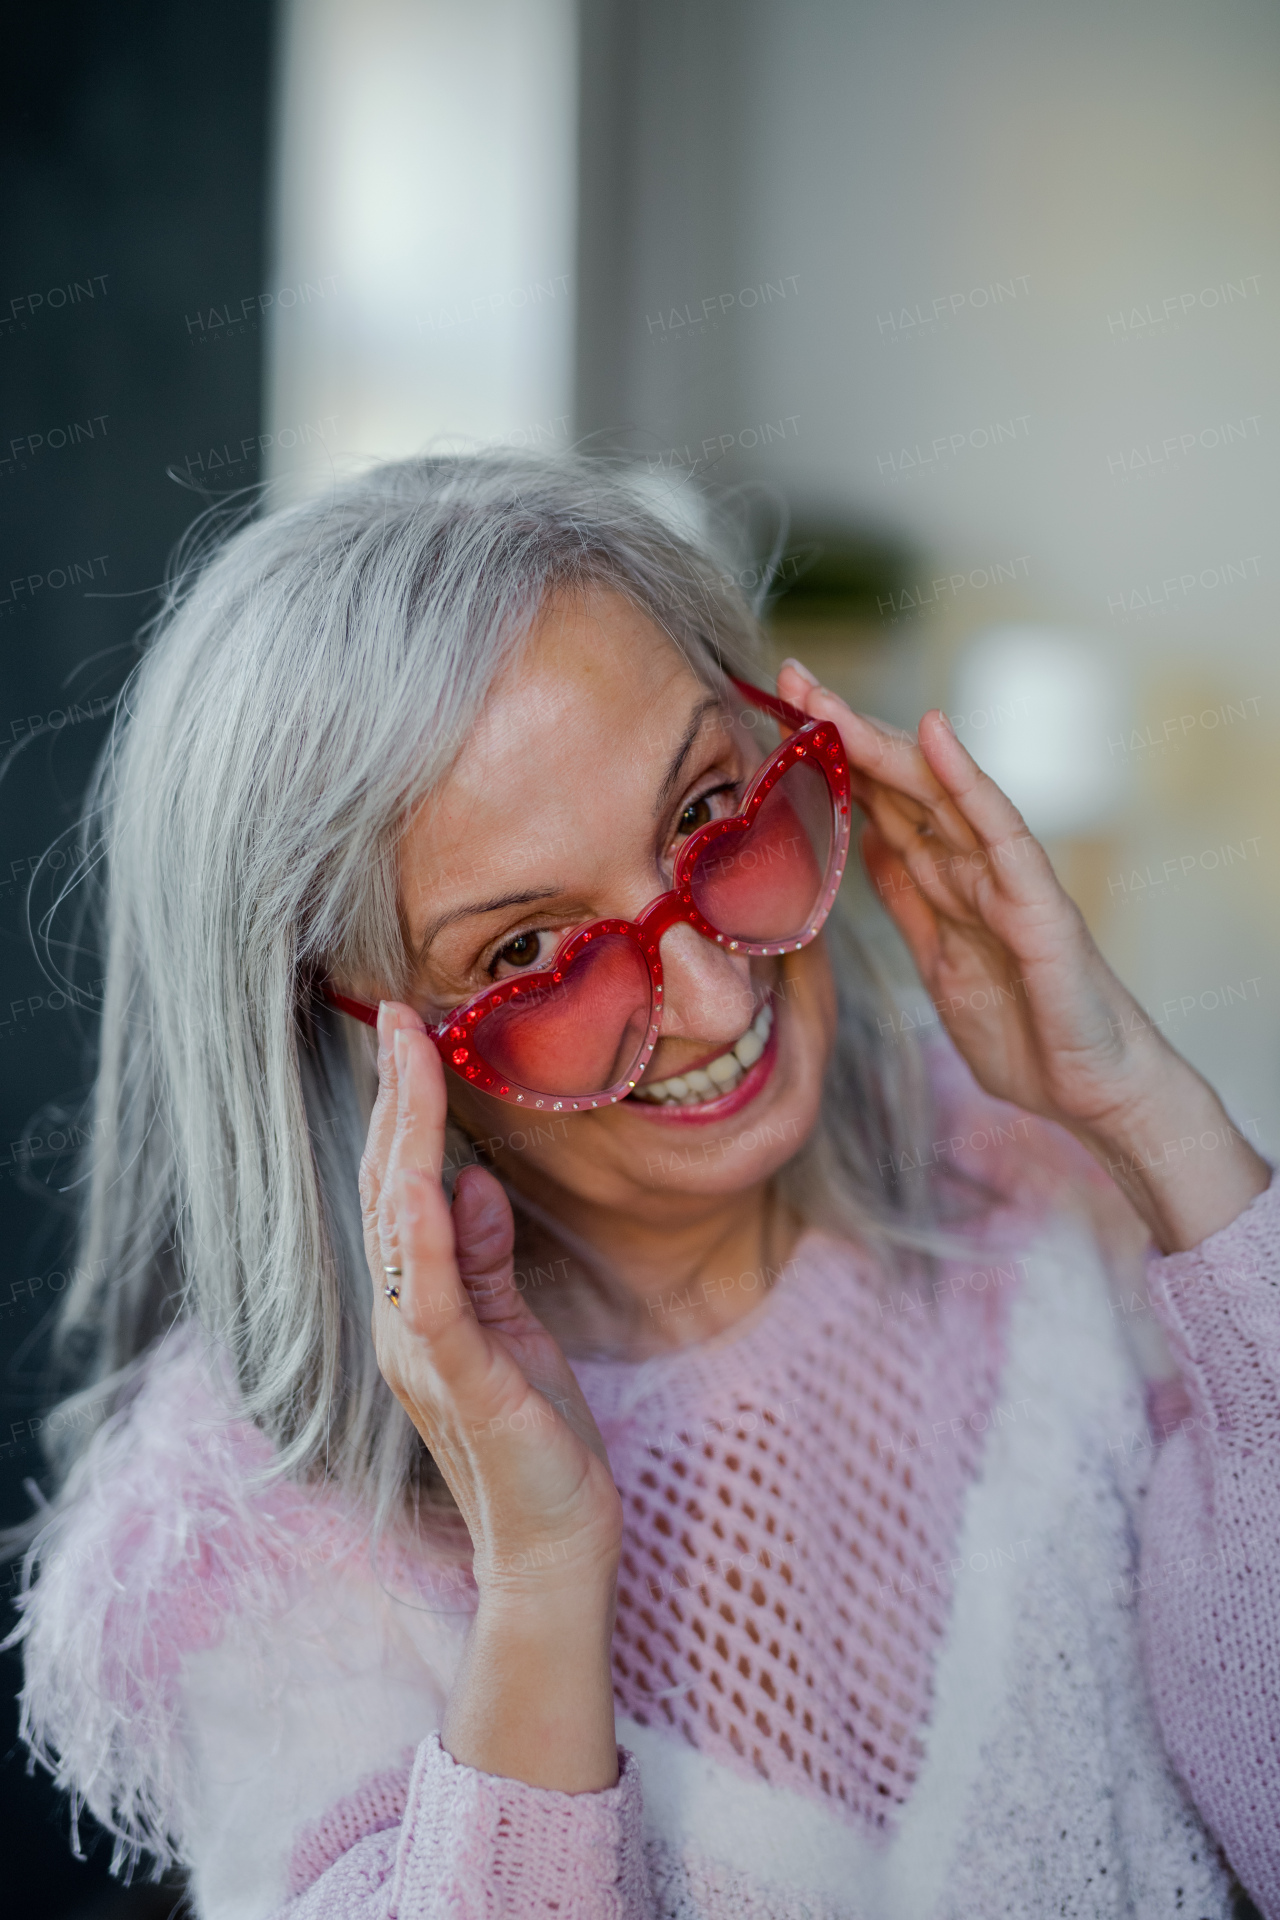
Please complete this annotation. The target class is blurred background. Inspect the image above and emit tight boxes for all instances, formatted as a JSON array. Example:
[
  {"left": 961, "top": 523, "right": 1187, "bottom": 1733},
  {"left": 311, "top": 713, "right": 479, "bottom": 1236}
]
[{"left": 2, "top": 0, "right": 1276, "bottom": 1907}]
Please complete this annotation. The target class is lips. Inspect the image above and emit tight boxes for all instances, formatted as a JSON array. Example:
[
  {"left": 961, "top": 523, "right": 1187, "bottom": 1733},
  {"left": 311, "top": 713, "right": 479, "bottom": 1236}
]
[
  {"left": 631, "top": 998, "right": 774, "bottom": 1106},
  {"left": 625, "top": 1000, "right": 779, "bottom": 1126}
]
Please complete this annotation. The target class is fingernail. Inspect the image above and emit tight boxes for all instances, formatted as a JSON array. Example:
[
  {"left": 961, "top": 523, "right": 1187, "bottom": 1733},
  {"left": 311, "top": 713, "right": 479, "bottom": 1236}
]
[
  {"left": 394, "top": 1030, "right": 408, "bottom": 1073},
  {"left": 936, "top": 710, "right": 955, "bottom": 734},
  {"left": 780, "top": 656, "right": 819, "bottom": 686}
]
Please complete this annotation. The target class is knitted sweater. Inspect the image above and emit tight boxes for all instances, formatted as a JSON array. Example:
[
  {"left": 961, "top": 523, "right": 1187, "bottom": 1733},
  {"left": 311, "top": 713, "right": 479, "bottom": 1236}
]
[{"left": 13, "top": 1098, "right": 1280, "bottom": 1917}]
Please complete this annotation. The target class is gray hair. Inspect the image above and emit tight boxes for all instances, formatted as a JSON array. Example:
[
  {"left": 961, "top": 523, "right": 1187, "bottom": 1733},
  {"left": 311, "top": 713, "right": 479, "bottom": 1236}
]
[{"left": 44, "top": 450, "right": 945, "bottom": 1525}]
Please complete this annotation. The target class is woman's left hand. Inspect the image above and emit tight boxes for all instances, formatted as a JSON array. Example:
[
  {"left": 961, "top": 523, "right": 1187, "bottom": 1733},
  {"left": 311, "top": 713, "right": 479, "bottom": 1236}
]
[{"left": 775, "top": 658, "right": 1270, "bottom": 1250}]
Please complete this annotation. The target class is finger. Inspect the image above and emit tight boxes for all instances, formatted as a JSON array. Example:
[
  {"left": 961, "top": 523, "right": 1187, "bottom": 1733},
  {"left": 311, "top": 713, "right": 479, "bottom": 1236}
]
[
  {"left": 450, "top": 1168, "right": 604, "bottom": 1456},
  {"left": 776, "top": 664, "right": 947, "bottom": 835},
  {"left": 776, "top": 661, "right": 904, "bottom": 748},
  {"left": 382, "top": 1023, "right": 449, "bottom": 1212},
  {"left": 856, "top": 784, "right": 987, "bottom": 919},
  {"left": 915, "top": 710, "right": 1058, "bottom": 900},
  {"left": 801, "top": 685, "right": 983, "bottom": 851},
  {"left": 382, "top": 1169, "right": 544, "bottom": 1470},
  {"left": 359, "top": 1000, "right": 427, "bottom": 1228},
  {"left": 776, "top": 657, "right": 820, "bottom": 708},
  {"left": 860, "top": 823, "right": 943, "bottom": 973},
  {"left": 811, "top": 686, "right": 938, "bottom": 787},
  {"left": 452, "top": 1165, "right": 526, "bottom": 1330},
  {"left": 377, "top": 1027, "right": 450, "bottom": 1285},
  {"left": 917, "top": 709, "right": 1027, "bottom": 839},
  {"left": 383, "top": 1167, "right": 487, "bottom": 1373}
]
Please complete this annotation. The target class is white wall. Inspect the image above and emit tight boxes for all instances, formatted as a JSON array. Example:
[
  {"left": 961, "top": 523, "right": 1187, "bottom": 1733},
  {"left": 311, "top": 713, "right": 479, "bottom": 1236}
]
[
  {"left": 580, "top": 0, "right": 1280, "bottom": 1145},
  {"left": 265, "top": 0, "right": 578, "bottom": 496},
  {"left": 265, "top": 0, "right": 1280, "bottom": 1146},
  {"left": 730, "top": 0, "right": 1278, "bottom": 650}
]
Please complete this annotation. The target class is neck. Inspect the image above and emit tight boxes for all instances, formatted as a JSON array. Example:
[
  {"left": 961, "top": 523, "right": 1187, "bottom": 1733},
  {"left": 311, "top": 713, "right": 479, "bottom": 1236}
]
[{"left": 508, "top": 1173, "right": 801, "bottom": 1356}]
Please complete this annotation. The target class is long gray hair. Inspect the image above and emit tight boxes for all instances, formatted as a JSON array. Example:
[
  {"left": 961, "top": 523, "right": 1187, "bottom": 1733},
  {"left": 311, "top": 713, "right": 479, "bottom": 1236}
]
[{"left": 46, "top": 451, "right": 943, "bottom": 1526}]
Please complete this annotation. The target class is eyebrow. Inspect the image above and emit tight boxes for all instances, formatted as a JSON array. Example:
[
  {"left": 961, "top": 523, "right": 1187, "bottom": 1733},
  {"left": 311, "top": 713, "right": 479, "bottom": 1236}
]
[
  {"left": 653, "top": 695, "right": 723, "bottom": 815},
  {"left": 416, "top": 887, "right": 561, "bottom": 952},
  {"left": 415, "top": 692, "right": 727, "bottom": 953}
]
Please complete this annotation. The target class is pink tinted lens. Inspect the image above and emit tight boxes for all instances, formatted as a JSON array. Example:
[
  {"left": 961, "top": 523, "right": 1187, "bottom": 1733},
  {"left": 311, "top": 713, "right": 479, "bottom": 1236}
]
[
  {"left": 688, "top": 757, "right": 833, "bottom": 942},
  {"left": 470, "top": 931, "right": 653, "bottom": 1097}
]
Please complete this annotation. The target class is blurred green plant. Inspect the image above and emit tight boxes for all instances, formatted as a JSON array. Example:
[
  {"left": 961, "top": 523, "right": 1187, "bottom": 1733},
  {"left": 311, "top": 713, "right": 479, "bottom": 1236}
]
[{"left": 764, "top": 523, "right": 919, "bottom": 626}]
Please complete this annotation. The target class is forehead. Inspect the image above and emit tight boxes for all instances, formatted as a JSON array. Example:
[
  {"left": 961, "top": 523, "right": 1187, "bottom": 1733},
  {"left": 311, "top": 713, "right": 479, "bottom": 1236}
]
[
  {"left": 474, "top": 588, "right": 700, "bottom": 757},
  {"left": 407, "top": 588, "right": 716, "bottom": 896}
]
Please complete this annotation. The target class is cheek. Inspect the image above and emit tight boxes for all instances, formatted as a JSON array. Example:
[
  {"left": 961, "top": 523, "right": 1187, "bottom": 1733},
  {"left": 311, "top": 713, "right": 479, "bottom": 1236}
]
[
  {"left": 447, "top": 944, "right": 839, "bottom": 1199},
  {"left": 780, "top": 940, "right": 838, "bottom": 1067},
  {"left": 447, "top": 1084, "right": 594, "bottom": 1184}
]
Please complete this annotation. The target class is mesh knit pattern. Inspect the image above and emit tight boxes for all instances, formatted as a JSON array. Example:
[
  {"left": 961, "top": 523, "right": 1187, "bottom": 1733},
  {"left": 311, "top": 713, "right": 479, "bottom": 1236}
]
[
  {"left": 13, "top": 1035, "right": 1280, "bottom": 1914},
  {"left": 288, "top": 1756, "right": 413, "bottom": 1896},
  {"left": 575, "top": 1229, "right": 1009, "bottom": 1830}
]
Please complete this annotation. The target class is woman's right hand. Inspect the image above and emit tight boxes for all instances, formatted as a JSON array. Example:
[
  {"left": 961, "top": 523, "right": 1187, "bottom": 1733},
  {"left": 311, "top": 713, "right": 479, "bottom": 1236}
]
[{"left": 359, "top": 1001, "right": 623, "bottom": 1790}]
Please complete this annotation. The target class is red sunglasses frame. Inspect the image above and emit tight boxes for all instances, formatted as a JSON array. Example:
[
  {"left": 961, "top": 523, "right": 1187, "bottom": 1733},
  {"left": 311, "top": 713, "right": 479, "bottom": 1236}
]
[{"left": 324, "top": 677, "right": 851, "bottom": 1112}]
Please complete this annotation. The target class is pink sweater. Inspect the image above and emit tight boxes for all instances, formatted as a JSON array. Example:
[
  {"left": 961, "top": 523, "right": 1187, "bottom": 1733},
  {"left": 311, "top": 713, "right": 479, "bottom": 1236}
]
[{"left": 13, "top": 1095, "right": 1280, "bottom": 1917}]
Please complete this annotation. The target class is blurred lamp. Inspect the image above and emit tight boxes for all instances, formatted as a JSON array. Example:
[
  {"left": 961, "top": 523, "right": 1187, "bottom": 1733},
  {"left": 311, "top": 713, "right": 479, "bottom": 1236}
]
[{"left": 949, "top": 626, "right": 1130, "bottom": 839}]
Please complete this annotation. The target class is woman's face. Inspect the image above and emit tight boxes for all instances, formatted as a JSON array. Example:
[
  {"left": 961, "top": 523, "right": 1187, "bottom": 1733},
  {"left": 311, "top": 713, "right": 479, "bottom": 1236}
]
[{"left": 397, "top": 587, "right": 837, "bottom": 1226}]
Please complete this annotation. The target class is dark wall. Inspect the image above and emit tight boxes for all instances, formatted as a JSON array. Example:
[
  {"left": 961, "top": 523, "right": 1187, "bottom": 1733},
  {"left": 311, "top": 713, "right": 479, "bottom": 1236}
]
[{"left": 0, "top": 5, "right": 271, "bottom": 1907}]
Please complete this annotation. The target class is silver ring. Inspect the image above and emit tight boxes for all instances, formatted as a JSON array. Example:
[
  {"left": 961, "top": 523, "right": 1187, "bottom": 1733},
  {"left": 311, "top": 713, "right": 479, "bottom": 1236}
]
[{"left": 383, "top": 1264, "right": 402, "bottom": 1276}]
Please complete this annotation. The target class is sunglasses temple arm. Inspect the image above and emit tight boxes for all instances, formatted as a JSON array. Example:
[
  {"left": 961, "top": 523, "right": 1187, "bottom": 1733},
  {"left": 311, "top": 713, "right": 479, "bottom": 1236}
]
[
  {"left": 728, "top": 674, "right": 809, "bottom": 732},
  {"left": 322, "top": 986, "right": 380, "bottom": 1029},
  {"left": 321, "top": 985, "right": 453, "bottom": 1055}
]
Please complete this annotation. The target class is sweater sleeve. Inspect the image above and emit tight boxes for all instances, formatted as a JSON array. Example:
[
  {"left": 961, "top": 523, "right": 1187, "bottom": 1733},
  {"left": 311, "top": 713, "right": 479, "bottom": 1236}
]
[
  {"left": 274, "top": 1735, "right": 653, "bottom": 1919},
  {"left": 1139, "top": 1172, "right": 1280, "bottom": 1919}
]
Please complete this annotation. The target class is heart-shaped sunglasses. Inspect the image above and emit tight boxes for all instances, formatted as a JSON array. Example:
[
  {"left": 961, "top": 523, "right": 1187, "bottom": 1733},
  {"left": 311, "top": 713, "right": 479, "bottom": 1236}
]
[{"left": 324, "top": 677, "right": 851, "bottom": 1111}]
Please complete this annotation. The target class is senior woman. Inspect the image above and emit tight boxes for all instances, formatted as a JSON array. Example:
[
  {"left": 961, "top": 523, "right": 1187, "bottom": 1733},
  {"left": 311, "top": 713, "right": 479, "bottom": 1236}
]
[{"left": 11, "top": 455, "right": 1278, "bottom": 1918}]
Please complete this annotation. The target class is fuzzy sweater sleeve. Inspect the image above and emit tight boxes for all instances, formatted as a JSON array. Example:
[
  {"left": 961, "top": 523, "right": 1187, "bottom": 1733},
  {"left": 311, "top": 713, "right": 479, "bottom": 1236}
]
[
  {"left": 9, "top": 1330, "right": 654, "bottom": 1918},
  {"left": 271, "top": 1736, "right": 651, "bottom": 1919},
  {"left": 1140, "top": 1173, "right": 1280, "bottom": 1919}
]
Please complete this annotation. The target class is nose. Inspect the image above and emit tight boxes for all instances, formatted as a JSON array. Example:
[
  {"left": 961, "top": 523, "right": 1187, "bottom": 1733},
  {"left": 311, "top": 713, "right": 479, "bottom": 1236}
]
[{"left": 656, "top": 922, "right": 756, "bottom": 1045}]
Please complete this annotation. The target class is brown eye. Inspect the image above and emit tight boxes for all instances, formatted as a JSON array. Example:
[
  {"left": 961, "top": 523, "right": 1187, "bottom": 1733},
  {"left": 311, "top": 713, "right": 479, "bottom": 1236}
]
[
  {"left": 493, "top": 930, "right": 542, "bottom": 972},
  {"left": 677, "top": 795, "right": 714, "bottom": 837}
]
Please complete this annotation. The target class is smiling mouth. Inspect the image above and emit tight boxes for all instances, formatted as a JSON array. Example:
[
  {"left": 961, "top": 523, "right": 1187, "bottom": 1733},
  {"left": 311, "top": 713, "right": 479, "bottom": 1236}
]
[{"left": 629, "top": 999, "right": 774, "bottom": 1107}]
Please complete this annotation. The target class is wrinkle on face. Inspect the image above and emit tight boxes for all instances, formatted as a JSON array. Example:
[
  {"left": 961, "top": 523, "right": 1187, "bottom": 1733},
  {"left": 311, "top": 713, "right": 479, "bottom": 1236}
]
[{"left": 392, "top": 583, "right": 835, "bottom": 1239}]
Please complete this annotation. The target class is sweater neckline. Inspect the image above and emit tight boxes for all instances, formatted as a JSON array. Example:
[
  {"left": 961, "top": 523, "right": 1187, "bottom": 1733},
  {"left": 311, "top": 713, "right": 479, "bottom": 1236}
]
[{"left": 570, "top": 1226, "right": 871, "bottom": 1421}]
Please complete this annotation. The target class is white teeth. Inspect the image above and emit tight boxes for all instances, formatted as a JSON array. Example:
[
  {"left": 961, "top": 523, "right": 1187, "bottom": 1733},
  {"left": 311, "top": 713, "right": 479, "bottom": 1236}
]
[
  {"left": 733, "top": 1028, "right": 764, "bottom": 1069},
  {"left": 631, "top": 999, "right": 774, "bottom": 1105}
]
